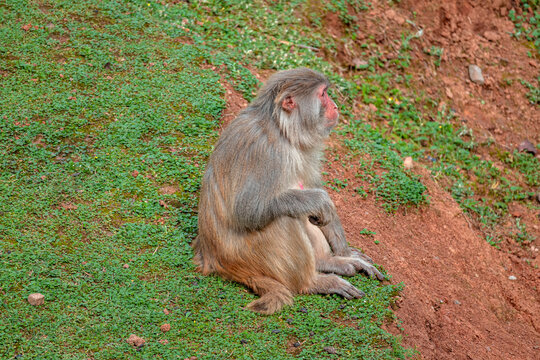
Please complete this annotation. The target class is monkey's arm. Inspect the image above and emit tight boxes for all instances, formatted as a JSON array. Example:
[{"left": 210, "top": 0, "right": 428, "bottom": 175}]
[
  {"left": 234, "top": 182, "right": 334, "bottom": 232},
  {"left": 319, "top": 216, "right": 351, "bottom": 256},
  {"left": 318, "top": 197, "right": 374, "bottom": 264}
]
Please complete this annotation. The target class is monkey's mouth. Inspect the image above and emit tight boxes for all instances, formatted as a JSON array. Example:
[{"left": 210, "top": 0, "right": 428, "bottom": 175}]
[{"left": 326, "top": 117, "right": 338, "bottom": 128}]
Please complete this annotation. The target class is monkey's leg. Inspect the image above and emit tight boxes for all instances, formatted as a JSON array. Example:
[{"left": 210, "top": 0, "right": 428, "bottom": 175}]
[
  {"left": 307, "top": 220, "right": 384, "bottom": 280},
  {"left": 304, "top": 273, "right": 365, "bottom": 299},
  {"left": 244, "top": 276, "right": 294, "bottom": 315}
]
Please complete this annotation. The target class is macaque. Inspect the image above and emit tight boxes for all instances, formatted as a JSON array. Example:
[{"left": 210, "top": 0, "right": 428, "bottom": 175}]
[{"left": 193, "top": 68, "right": 383, "bottom": 315}]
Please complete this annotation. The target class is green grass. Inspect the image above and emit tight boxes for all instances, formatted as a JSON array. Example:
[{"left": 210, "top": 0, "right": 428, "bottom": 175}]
[
  {"left": 0, "top": 1, "right": 415, "bottom": 359},
  {"left": 509, "top": 0, "right": 540, "bottom": 53},
  {"left": 1, "top": 0, "right": 537, "bottom": 358}
]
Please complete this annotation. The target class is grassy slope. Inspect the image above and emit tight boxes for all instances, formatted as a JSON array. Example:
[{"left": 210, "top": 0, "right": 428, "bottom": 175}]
[
  {"left": 1, "top": 0, "right": 537, "bottom": 358},
  {"left": 0, "top": 1, "right": 413, "bottom": 359}
]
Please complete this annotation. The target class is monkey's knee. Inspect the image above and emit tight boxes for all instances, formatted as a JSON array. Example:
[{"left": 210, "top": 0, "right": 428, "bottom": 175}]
[{"left": 305, "top": 220, "right": 331, "bottom": 258}]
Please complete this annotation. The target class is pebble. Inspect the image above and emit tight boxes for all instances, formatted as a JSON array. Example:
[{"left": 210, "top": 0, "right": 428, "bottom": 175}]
[
  {"left": 324, "top": 346, "right": 337, "bottom": 354},
  {"left": 351, "top": 58, "right": 368, "bottom": 69},
  {"left": 403, "top": 156, "right": 414, "bottom": 170},
  {"left": 293, "top": 341, "right": 301, "bottom": 347},
  {"left": 240, "top": 339, "right": 248, "bottom": 344},
  {"left": 454, "top": 300, "right": 461, "bottom": 305},
  {"left": 271, "top": 329, "right": 281, "bottom": 334},
  {"left": 508, "top": 275, "right": 517, "bottom": 281},
  {"left": 28, "top": 293, "right": 45, "bottom": 306},
  {"left": 160, "top": 323, "right": 171, "bottom": 333},
  {"left": 483, "top": 31, "right": 500, "bottom": 42},
  {"left": 468, "top": 65, "right": 485, "bottom": 85},
  {"left": 126, "top": 334, "right": 145, "bottom": 347},
  {"left": 517, "top": 140, "right": 537, "bottom": 155}
]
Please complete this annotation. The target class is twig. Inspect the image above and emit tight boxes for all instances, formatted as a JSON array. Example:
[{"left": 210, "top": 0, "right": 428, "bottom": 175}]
[{"left": 269, "top": 36, "right": 319, "bottom": 52}]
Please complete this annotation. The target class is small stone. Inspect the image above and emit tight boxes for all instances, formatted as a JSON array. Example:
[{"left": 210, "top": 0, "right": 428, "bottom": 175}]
[
  {"left": 468, "top": 65, "right": 485, "bottom": 85},
  {"left": 298, "top": 307, "right": 308, "bottom": 313},
  {"left": 123, "top": 264, "right": 129, "bottom": 269},
  {"left": 403, "top": 156, "right": 414, "bottom": 170},
  {"left": 351, "top": 58, "right": 368, "bottom": 69},
  {"left": 240, "top": 339, "right": 248, "bottom": 344},
  {"left": 293, "top": 341, "right": 301, "bottom": 347},
  {"left": 483, "top": 31, "right": 500, "bottom": 42},
  {"left": 517, "top": 140, "right": 537, "bottom": 155},
  {"left": 126, "top": 334, "right": 145, "bottom": 347},
  {"left": 454, "top": 300, "right": 461, "bottom": 305},
  {"left": 159, "top": 339, "right": 169, "bottom": 345},
  {"left": 28, "top": 293, "right": 44, "bottom": 306},
  {"left": 510, "top": 207, "right": 523, "bottom": 218},
  {"left": 324, "top": 346, "right": 337, "bottom": 354},
  {"left": 161, "top": 323, "right": 171, "bottom": 332},
  {"left": 508, "top": 275, "right": 517, "bottom": 281},
  {"left": 271, "top": 329, "right": 281, "bottom": 334}
]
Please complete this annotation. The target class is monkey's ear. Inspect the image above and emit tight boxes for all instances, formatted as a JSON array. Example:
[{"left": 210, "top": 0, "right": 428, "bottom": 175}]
[{"left": 281, "top": 96, "right": 296, "bottom": 112}]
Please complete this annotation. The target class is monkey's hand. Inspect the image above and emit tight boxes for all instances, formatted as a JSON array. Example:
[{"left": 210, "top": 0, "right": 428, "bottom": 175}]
[
  {"left": 349, "top": 248, "right": 374, "bottom": 264},
  {"left": 349, "top": 257, "right": 385, "bottom": 280},
  {"left": 306, "top": 189, "right": 336, "bottom": 227}
]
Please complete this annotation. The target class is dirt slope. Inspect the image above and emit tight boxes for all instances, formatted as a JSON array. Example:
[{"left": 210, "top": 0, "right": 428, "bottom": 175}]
[
  {"left": 326, "top": 157, "right": 539, "bottom": 360},
  {"left": 331, "top": 1, "right": 540, "bottom": 358}
]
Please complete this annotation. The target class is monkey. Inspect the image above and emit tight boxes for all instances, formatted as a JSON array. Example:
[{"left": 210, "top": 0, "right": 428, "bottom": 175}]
[{"left": 193, "top": 68, "right": 384, "bottom": 315}]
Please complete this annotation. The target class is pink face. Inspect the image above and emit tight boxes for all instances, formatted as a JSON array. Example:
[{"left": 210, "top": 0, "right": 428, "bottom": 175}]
[{"left": 317, "top": 85, "right": 339, "bottom": 127}]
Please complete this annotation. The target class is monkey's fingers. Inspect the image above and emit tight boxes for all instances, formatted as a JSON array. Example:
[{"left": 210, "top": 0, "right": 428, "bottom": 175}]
[
  {"left": 349, "top": 248, "right": 374, "bottom": 264},
  {"left": 351, "top": 259, "right": 385, "bottom": 281},
  {"left": 333, "top": 278, "right": 365, "bottom": 299}
]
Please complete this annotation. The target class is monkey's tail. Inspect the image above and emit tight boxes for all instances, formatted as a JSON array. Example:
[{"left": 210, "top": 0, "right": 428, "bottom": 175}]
[{"left": 245, "top": 276, "right": 294, "bottom": 315}]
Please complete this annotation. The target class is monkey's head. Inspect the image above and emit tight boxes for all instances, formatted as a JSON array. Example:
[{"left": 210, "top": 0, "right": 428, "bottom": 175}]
[{"left": 253, "top": 68, "right": 339, "bottom": 148}]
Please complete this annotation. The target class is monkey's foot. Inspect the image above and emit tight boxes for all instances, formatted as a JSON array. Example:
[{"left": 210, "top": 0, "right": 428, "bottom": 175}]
[
  {"left": 245, "top": 277, "right": 294, "bottom": 315},
  {"left": 317, "top": 256, "right": 385, "bottom": 280},
  {"left": 247, "top": 293, "right": 294, "bottom": 315},
  {"left": 307, "top": 274, "right": 364, "bottom": 299}
]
